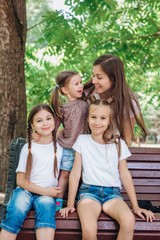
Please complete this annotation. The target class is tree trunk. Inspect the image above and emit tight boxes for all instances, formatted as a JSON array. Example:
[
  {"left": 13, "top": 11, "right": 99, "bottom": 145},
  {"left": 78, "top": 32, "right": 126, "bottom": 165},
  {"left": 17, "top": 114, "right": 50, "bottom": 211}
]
[{"left": 0, "top": 0, "right": 27, "bottom": 193}]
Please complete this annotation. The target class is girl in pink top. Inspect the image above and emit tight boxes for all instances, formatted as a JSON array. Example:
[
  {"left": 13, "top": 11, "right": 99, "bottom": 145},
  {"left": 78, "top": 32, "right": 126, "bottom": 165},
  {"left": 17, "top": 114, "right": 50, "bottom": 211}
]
[{"left": 51, "top": 70, "right": 88, "bottom": 210}]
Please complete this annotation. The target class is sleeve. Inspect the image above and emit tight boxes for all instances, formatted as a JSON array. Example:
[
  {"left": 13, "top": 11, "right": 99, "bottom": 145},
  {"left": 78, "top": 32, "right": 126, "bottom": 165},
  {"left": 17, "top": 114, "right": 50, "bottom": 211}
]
[
  {"left": 16, "top": 144, "right": 28, "bottom": 173},
  {"left": 119, "top": 139, "right": 131, "bottom": 161},
  {"left": 72, "top": 135, "right": 82, "bottom": 154}
]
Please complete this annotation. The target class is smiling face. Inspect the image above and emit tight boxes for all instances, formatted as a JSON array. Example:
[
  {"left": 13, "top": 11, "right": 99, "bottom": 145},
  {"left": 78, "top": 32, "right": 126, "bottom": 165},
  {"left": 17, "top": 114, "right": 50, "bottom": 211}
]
[
  {"left": 31, "top": 109, "right": 55, "bottom": 137},
  {"left": 88, "top": 104, "right": 111, "bottom": 139},
  {"left": 62, "top": 74, "right": 84, "bottom": 101},
  {"left": 92, "top": 64, "right": 113, "bottom": 95}
]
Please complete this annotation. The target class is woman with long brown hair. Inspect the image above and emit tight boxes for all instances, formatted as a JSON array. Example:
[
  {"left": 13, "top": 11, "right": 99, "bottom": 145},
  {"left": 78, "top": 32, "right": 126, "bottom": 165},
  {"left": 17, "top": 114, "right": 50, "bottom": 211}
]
[{"left": 84, "top": 54, "right": 147, "bottom": 146}]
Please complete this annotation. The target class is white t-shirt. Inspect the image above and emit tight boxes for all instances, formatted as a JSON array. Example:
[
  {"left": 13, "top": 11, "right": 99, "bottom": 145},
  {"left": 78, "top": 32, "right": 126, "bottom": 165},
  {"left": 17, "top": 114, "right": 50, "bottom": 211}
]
[
  {"left": 73, "top": 135, "right": 131, "bottom": 189},
  {"left": 16, "top": 142, "right": 63, "bottom": 188}
]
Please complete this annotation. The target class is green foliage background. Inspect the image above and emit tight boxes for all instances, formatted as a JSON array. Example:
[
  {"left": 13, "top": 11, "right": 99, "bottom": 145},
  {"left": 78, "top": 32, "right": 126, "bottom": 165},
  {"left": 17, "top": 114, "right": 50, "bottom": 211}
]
[{"left": 26, "top": 0, "right": 160, "bottom": 138}]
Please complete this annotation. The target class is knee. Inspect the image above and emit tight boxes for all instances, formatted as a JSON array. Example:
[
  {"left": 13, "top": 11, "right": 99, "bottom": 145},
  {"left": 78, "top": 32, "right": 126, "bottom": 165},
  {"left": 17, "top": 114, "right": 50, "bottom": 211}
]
[
  {"left": 120, "top": 212, "right": 135, "bottom": 233},
  {"left": 60, "top": 170, "right": 70, "bottom": 179}
]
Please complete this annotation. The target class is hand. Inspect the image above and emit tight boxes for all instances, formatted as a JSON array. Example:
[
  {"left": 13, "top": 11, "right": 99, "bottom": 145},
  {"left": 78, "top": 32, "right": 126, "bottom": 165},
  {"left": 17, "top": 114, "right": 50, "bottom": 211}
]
[
  {"left": 59, "top": 206, "right": 76, "bottom": 218},
  {"left": 134, "top": 207, "right": 155, "bottom": 222},
  {"left": 48, "top": 187, "right": 62, "bottom": 198},
  {"left": 32, "top": 130, "right": 41, "bottom": 142}
]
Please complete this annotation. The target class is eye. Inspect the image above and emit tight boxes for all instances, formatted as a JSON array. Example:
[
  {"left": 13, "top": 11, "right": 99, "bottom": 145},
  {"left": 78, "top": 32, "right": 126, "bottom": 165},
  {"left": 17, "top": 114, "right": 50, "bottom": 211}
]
[
  {"left": 97, "top": 77, "right": 102, "bottom": 80},
  {"left": 101, "top": 117, "right": 106, "bottom": 120},
  {"left": 37, "top": 120, "right": 42, "bottom": 123},
  {"left": 91, "top": 116, "right": 96, "bottom": 119},
  {"left": 47, "top": 117, "right": 52, "bottom": 120}
]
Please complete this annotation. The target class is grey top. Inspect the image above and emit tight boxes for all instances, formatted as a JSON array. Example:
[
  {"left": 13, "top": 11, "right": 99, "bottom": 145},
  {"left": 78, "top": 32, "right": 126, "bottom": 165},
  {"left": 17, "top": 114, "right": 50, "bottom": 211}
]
[{"left": 55, "top": 99, "right": 88, "bottom": 149}]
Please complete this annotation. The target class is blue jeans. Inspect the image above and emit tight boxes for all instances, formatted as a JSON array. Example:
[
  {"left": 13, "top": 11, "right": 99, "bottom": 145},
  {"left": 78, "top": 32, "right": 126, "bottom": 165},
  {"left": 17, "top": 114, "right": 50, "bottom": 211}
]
[
  {"left": 77, "top": 184, "right": 123, "bottom": 205},
  {"left": 60, "top": 147, "right": 75, "bottom": 171},
  {"left": 1, "top": 187, "right": 56, "bottom": 234}
]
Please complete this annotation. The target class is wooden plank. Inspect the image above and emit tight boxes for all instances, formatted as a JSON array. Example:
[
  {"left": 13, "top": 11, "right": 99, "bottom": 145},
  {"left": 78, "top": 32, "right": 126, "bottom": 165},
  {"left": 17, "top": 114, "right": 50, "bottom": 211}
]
[
  {"left": 127, "top": 162, "right": 160, "bottom": 170},
  {"left": 129, "top": 170, "right": 160, "bottom": 178},
  {"left": 128, "top": 154, "right": 160, "bottom": 162},
  {"left": 17, "top": 232, "right": 36, "bottom": 240},
  {"left": 122, "top": 193, "right": 160, "bottom": 201},
  {"left": 130, "top": 147, "right": 160, "bottom": 154},
  {"left": 121, "top": 186, "right": 160, "bottom": 193},
  {"left": 132, "top": 179, "right": 160, "bottom": 186}
]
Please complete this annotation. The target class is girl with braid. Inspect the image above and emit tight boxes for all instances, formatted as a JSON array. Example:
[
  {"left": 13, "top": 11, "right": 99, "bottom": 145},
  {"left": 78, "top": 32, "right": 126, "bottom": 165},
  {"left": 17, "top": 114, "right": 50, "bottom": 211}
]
[{"left": 0, "top": 104, "right": 63, "bottom": 240}]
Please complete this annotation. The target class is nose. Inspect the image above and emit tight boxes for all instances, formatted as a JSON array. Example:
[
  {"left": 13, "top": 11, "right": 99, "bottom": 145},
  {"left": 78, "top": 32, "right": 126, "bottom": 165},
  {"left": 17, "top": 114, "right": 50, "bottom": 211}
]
[
  {"left": 79, "top": 82, "right": 84, "bottom": 88},
  {"left": 43, "top": 120, "right": 48, "bottom": 125},
  {"left": 95, "top": 118, "right": 100, "bottom": 125}
]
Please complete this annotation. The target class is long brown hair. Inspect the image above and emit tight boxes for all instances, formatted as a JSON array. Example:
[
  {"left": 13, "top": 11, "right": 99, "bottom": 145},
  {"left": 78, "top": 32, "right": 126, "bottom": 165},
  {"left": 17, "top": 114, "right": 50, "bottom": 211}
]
[
  {"left": 26, "top": 104, "right": 58, "bottom": 179},
  {"left": 86, "top": 99, "right": 121, "bottom": 158},
  {"left": 84, "top": 54, "right": 147, "bottom": 142},
  {"left": 51, "top": 70, "right": 79, "bottom": 119}
]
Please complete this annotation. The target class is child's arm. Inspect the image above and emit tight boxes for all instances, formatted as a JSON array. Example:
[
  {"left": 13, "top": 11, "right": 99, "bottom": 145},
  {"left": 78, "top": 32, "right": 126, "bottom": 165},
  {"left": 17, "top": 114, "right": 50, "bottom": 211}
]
[
  {"left": 119, "top": 159, "right": 155, "bottom": 222},
  {"left": 17, "top": 172, "right": 61, "bottom": 197},
  {"left": 60, "top": 151, "right": 82, "bottom": 217}
]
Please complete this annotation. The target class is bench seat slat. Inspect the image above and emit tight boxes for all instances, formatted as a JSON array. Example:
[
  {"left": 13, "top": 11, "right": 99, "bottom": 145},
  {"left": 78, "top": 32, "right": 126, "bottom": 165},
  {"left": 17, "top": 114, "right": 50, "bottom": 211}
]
[
  {"left": 128, "top": 154, "right": 160, "bottom": 162},
  {"left": 132, "top": 179, "right": 160, "bottom": 186},
  {"left": 127, "top": 162, "right": 160, "bottom": 170},
  {"left": 130, "top": 170, "right": 160, "bottom": 178},
  {"left": 122, "top": 194, "right": 160, "bottom": 201},
  {"left": 121, "top": 186, "right": 160, "bottom": 193},
  {"left": 130, "top": 147, "right": 160, "bottom": 154}
]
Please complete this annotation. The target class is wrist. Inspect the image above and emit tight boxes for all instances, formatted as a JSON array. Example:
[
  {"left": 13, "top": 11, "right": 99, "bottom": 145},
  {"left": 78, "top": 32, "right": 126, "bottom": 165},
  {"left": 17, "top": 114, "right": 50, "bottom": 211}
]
[
  {"left": 133, "top": 205, "right": 140, "bottom": 212},
  {"left": 67, "top": 202, "right": 74, "bottom": 208}
]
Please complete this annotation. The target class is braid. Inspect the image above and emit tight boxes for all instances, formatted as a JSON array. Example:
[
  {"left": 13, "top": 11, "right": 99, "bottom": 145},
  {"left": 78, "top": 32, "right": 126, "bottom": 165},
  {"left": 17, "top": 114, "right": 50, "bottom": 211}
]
[
  {"left": 26, "top": 124, "right": 33, "bottom": 179},
  {"left": 52, "top": 130, "right": 58, "bottom": 178}
]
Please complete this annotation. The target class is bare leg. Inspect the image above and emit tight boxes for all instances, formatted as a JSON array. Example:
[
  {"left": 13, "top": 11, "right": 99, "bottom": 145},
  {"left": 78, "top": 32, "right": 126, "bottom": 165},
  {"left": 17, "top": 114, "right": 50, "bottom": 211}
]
[
  {"left": 77, "top": 199, "right": 101, "bottom": 240},
  {"left": 102, "top": 198, "right": 135, "bottom": 240},
  {"left": 36, "top": 227, "right": 55, "bottom": 240},
  {"left": 57, "top": 170, "right": 70, "bottom": 198},
  {"left": 0, "top": 229, "right": 17, "bottom": 240}
]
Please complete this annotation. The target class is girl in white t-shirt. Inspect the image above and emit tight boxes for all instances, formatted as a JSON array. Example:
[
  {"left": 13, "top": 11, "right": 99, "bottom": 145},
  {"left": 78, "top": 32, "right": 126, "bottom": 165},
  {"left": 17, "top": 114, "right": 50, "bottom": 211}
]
[
  {"left": 0, "top": 104, "right": 63, "bottom": 240},
  {"left": 60, "top": 100, "right": 155, "bottom": 240}
]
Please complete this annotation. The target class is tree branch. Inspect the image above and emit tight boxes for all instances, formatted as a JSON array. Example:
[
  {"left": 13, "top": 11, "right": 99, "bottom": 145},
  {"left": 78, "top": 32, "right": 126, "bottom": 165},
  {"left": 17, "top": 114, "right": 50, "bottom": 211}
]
[
  {"left": 86, "top": 32, "right": 160, "bottom": 53},
  {"left": 27, "top": 20, "right": 45, "bottom": 31}
]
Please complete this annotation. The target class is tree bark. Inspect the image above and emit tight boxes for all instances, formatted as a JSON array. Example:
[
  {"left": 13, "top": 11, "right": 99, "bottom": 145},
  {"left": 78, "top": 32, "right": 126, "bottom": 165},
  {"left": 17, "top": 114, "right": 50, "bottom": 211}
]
[{"left": 0, "top": 0, "right": 27, "bottom": 193}]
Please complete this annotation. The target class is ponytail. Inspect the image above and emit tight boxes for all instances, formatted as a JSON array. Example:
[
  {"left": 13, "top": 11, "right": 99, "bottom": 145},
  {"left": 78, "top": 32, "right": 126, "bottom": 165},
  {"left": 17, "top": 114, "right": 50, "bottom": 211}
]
[
  {"left": 52, "top": 130, "right": 58, "bottom": 177},
  {"left": 51, "top": 87, "right": 62, "bottom": 119}
]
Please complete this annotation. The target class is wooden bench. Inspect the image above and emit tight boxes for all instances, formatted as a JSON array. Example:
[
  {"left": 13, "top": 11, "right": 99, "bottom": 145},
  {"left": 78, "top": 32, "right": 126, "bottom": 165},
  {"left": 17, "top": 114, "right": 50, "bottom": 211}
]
[{"left": 0, "top": 138, "right": 160, "bottom": 240}]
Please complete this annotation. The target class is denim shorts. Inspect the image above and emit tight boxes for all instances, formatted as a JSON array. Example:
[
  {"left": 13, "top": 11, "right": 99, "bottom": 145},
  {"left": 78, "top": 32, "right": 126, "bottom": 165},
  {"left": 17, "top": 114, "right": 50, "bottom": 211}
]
[
  {"left": 1, "top": 187, "right": 56, "bottom": 234},
  {"left": 60, "top": 147, "right": 75, "bottom": 172},
  {"left": 77, "top": 184, "right": 123, "bottom": 206}
]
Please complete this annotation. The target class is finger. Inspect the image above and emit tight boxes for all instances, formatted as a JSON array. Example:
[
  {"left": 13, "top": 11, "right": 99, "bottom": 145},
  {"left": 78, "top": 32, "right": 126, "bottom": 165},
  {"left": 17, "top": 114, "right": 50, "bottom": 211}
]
[
  {"left": 71, "top": 208, "right": 75, "bottom": 213},
  {"left": 137, "top": 212, "right": 145, "bottom": 219},
  {"left": 149, "top": 215, "right": 153, "bottom": 223},
  {"left": 66, "top": 210, "right": 69, "bottom": 217},
  {"left": 146, "top": 214, "right": 149, "bottom": 222},
  {"left": 57, "top": 190, "right": 62, "bottom": 194}
]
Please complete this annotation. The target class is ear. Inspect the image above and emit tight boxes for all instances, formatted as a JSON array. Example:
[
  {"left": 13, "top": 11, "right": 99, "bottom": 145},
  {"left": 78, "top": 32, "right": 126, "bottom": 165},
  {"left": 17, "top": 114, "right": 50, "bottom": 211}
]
[
  {"left": 61, "top": 86, "right": 69, "bottom": 95},
  {"left": 31, "top": 123, "right": 34, "bottom": 130}
]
